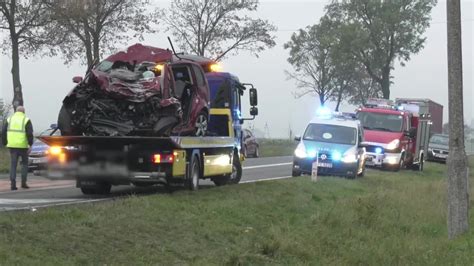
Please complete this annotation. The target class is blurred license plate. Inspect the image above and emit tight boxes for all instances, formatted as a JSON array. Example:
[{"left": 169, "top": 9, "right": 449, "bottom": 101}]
[
  {"left": 435, "top": 154, "right": 447, "bottom": 159},
  {"left": 317, "top": 162, "right": 333, "bottom": 168},
  {"left": 32, "top": 157, "right": 48, "bottom": 164}
]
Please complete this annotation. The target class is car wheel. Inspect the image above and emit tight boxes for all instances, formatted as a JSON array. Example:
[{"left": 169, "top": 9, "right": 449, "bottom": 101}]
[
  {"left": 243, "top": 145, "right": 249, "bottom": 158},
  {"left": 80, "top": 182, "right": 111, "bottom": 195},
  {"left": 292, "top": 166, "right": 301, "bottom": 177},
  {"left": 413, "top": 155, "right": 424, "bottom": 171},
  {"left": 58, "top": 105, "right": 79, "bottom": 136},
  {"left": 212, "top": 153, "right": 242, "bottom": 186},
  {"left": 357, "top": 162, "right": 366, "bottom": 177},
  {"left": 229, "top": 154, "right": 242, "bottom": 184},
  {"left": 254, "top": 146, "right": 260, "bottom": 158},
  {"left": 185, "top": 155, "right": 200, "bottom": 191},
  {"left": 194, "top": 111, "right": 208, "bottom": 137}
]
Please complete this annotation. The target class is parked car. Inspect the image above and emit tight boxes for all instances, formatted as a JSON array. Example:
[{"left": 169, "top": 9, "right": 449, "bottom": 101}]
[
  {"left": 427, "top": 134, "right": 449, "bottom": 163},
  {"left": 242, "top": 128, "right": 259, "bottom": 158},
  {"left": 28, "top": 126, "right": 60, "bottom": 171}
]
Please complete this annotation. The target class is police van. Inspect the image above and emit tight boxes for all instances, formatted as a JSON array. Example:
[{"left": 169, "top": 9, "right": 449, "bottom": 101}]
[{"left": 292, "top": 109, "right": 367, "bottom": 179}]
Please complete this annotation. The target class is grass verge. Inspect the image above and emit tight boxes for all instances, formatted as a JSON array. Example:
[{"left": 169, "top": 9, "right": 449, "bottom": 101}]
[
  {"left": 258, "top": 139, "right": 296, "bottom": 157},
  {"left": 1, "top": 159, "right": 474, "bottom": 264},
  {"left": 0, "top": 147, "right": 9, "bottom": 174}
]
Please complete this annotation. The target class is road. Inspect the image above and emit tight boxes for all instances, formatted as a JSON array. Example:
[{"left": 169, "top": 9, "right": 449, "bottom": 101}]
[{"left": 0, "top": 156, "right": 293, "bottom": 212}]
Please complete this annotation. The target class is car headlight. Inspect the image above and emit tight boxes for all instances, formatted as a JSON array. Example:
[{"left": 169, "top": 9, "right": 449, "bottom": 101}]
[
  {"left": 294, "top": 147, "right": 307, "bottom": 158},
  {"left": 342, "top": 153, "right": 358, "bottom": 163},
  {"left": 386, "top": 139, "right": 400, "bottom": 150}
]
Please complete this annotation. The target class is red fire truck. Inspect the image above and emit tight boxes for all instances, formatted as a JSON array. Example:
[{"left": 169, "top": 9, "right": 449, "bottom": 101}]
[{"left": 356, "top": 99, "right": 432, "bottom": 171}]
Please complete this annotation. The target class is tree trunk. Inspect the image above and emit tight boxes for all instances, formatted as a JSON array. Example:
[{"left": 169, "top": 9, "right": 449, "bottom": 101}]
[
  {"left": 319, "top": 93, "right": 325, "bottom": 106},
  {"left": 334, "top": 85, "right": 344, "bottom": 112},
  {"left": 446, "top": 0, "right": 469, "bottom": 240},
  {"left": 93, "top": 33, "right": 100, "bottom": 64},
  {"left": 10, "top": 35, "right": 23, "bottom": 109},
  {"left": 381, "top": 67, "right": 390, "bottom": 99}
]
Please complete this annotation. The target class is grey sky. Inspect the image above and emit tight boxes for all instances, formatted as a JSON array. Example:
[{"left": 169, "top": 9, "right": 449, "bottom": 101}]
[{"left": 1, "top": 0, "right": 473, "bottom": 138}]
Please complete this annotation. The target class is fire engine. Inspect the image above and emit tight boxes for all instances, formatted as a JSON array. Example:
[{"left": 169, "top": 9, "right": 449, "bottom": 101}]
[{"left": 356, "top": 98, "right": 432, "bottom": 171}]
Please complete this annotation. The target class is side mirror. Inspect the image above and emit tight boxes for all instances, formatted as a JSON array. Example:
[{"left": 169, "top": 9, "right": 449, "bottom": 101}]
[
  {"left": 294, "top": 136, "right": 301, "bottom": 142},
  {"left": 250, "top": 107, "right": 258, "bottom": 116},
  {"left": 249, "top": 88, "right": 258, "bottom": 106},
  {"left": 50, "top": 123, "right": 58, "bottom": 130},
  {"left": 72, "top": 76, "right": 83, "bottom": 83},
  {"left": 405, "top": 128, "right": 417, "bottom": 138}
]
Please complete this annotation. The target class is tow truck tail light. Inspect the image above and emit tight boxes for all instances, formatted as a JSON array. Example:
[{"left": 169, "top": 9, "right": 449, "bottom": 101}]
[{"left": 152, "top": 153, "right": 174, "bottom": 164}]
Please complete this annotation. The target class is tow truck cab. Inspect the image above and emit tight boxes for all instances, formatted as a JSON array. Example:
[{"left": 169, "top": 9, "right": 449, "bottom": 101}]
[{"left": 356, "top": 99, "right": 431, "bottom": 171}]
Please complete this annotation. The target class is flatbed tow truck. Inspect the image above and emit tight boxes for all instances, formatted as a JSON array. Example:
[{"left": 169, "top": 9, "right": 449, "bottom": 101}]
[
  {"left": 40, "top": 135, "right": 240, "bottom": 194},
  {"left": 40, "top": 50, "right": 258, "bottom": 195}
]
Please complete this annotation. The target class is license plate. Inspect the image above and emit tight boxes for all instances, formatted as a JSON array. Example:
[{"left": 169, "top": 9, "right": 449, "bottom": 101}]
[
  {"left": 32, "top": 157, "right": 48, "bottom": 164},
  {"left": 317, "top": 162, "right": 333, "bottom": 168},
  {"left": 435, "top": 154, "right": 447, "bottom": 159}
]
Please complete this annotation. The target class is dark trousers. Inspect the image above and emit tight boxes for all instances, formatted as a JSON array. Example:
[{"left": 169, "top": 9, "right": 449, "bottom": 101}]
[{"left": 9, "top": 148, "right": 29, "bottom": 188}]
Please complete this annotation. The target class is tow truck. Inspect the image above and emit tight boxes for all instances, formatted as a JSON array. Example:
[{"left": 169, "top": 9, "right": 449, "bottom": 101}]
[
  {"left": 356, "top": 98, "right": 432, "bottom": 171},
  {"left": 41, "top": 52, "right": 258, "bottom": 194}
]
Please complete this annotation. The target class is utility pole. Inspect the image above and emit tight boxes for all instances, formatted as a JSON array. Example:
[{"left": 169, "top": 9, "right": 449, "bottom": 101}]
[{"left": 446, "top": 0, "right": 469, "bottom": 239}]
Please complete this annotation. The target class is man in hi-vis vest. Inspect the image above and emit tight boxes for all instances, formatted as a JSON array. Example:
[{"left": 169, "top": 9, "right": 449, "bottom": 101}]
[{"left": 1, "top": 106, "right": 34, "bottom": 190}]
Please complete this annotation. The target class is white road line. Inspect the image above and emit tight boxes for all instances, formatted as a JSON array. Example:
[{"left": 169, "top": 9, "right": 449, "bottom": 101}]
[
  {"left": 0, "top": 184, "right": 75, "bottom": 195},
  {"left": 243, "top": 162, "right": 292, "bottom": 170},
  {"left": 0, "top": 198, "right": 80, "bottom": 204},
  {"left": 240, "top": 176, "right": 292, "bottom": 183},
  {"left": 0, "top": 198, "right": 110, "bottom": 212}
]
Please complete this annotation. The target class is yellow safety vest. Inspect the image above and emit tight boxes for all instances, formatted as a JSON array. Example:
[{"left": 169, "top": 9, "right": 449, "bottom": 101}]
[{"left": 6, "top": 112, "right": 30, "bottom": 149}]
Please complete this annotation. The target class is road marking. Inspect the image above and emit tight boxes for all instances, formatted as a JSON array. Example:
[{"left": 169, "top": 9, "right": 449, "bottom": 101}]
[
  {"left": 0, "top": 184, "right": 75, "bottom": 195},
  {"left": 241, "top": 176, "right": 292, "bottom": 183},
  {"left": 0, "top": 198, "right": 110, "bottom": 212},
  {"left": 243, "top": 162, "right": 292, "bottom": 170},
  {"left": 0, "top": 198, "right": 80, "bottom": 205}
]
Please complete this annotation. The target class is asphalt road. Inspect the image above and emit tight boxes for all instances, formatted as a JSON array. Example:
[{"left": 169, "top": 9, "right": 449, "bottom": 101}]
[{"left": 0, "top": 156, "right": 293, "bottom": 212}]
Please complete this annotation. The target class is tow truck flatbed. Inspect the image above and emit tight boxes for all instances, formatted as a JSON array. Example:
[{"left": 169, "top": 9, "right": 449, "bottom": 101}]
[{"left": 40, "top": 135, "right": 241, "bottom": 194}]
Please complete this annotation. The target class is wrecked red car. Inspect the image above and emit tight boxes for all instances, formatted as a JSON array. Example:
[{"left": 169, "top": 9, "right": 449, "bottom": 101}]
[{"left": 58, "top": 44, "right": 210, "bottom": 137}]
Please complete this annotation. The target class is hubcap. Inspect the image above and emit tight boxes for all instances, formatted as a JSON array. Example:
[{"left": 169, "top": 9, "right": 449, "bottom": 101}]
[{"left": 195, "top": 115, "right": 207, "bottom": 136}]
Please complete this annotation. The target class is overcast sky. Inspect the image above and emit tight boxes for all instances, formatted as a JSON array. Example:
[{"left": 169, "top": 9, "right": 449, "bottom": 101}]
[{"left": 1, "top": 0, "right": 473, "bottom": 138}]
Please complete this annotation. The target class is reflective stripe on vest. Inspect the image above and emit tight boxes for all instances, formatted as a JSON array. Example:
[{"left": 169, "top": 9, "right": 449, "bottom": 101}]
[{"left": 6, "top": 112, "right": 30, "bottom": 148}]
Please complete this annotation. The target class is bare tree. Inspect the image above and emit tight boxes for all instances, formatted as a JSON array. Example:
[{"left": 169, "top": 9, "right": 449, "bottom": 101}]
[
  {"left": 284, "top": 24, "right": 337, "bottom": 106},
  {"left": 46, "top": 0, "right": 157, "bottom": 67},
  {"left": 0, "top": 0, "right": 53, "bottom": 109},
  {"left": 161, "top": 0, "right": 276, "bottom": 61},
  {"left": 446, "top": 0, "right": 469, "bottom": 239}
]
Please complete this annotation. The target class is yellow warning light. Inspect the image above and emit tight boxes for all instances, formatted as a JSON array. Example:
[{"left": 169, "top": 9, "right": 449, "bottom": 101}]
[
  {"left": 154, "top": 64, "right": 164, "bottom": 72},
  {"left": 209, "top": 63, "right": 222, "bottom": 72}
]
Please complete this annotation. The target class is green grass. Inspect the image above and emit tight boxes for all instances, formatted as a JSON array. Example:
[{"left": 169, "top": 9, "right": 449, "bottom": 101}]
[
  {"left": 258, "top": 139, "right": 296, "bottom": 157},
  {"left": 0, "top": 147, "right": 9, "bottom": 173},
  {"left": 1, "top": 159, "right": 474, "bottom": 264}
]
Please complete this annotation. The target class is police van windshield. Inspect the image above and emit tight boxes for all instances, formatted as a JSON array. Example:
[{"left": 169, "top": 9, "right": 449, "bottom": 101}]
[
  {"left": 303, "top": 124, "right": 357, "bottom": 145},
  {"left": 357, "top": 112, "right": 403, "bottom": 132}
]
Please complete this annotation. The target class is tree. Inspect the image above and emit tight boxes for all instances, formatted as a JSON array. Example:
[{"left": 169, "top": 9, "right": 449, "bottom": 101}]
[
  {"left": 446, "top": 0, "right": 468, "bottom": 239},
  {"left": 325, "top": 0, "right": 436, "bottom": 99},
  {"left": 161, "top": 0, "right": 276, "bottom": 61},
  {"left": 46, "top": 0, "right": 157, "bottom": 67},
  {"left": 284, "top": 24, "right": 337, "bottom": 106},
  {"left": 0, "top": 99, "right": 12, "bottom": 123},
  {"left": 0, "top": 0, "right": 54, "bottom": 109}
]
